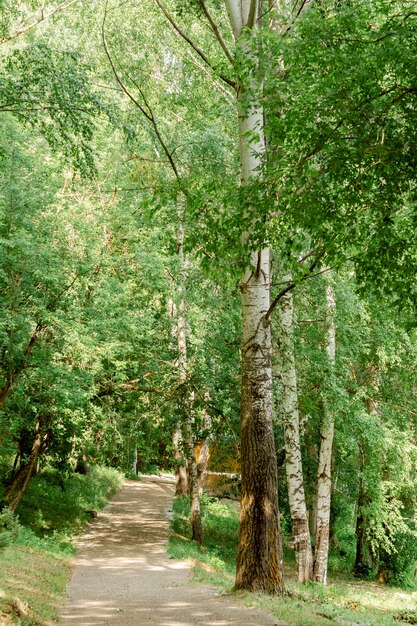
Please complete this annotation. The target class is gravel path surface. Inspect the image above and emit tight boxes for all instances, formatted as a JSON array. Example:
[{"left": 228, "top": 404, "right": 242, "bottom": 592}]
[{"left": 57, "top": 476, "right": 284, "bottom": 626}]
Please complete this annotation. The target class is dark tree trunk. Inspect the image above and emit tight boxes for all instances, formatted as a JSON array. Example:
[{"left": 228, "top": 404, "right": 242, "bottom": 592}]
[
  {"left": 0, "top": 323, "right": 43, "bottom": 408},
  {"left": 189, "top": 453, "right": 203, "bottom": 544},
  {"left": 354, "top": 446, "right": 372, "bottom": 576},
  {"left": 3, "top": 420, "right": 46, "bottom": 512},
  {"left": 235, "top": 264, "right": 284, "bottom": 594},
  {"left": 183, "top": 421, "right": 203, "bottom": 545}
]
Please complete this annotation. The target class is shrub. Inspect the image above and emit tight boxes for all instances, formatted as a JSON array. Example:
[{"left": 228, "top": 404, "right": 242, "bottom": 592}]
[{"left": 0, "top": 508, "right": 21, "bottom": 549}]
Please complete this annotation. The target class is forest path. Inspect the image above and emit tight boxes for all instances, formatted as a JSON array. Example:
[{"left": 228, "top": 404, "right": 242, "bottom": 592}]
[{"left": 57, "top": 476, "right": 284, "bottom": 626}]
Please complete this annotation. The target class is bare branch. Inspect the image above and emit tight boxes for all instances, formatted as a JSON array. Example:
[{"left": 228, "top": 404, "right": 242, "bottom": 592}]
[
  {"left": 101, "top": 4, "right": 152, "bottom": 122},
  {"left": 283, "top": 0, "right": 313, "bottom": 36},
  {"left": 184, "top": 47, "right": 234, "bottom": 101},
  {"left": 297, "top": 247, "right": 318, "bottom": 264}
]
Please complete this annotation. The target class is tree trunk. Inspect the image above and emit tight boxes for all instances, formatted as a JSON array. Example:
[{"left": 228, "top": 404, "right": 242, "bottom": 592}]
[
  {"left": 3, "top": 420, "right": 45, "bottom": 512},
  {"left": 176, "top": 227, "right": 203, "bottom": 545},
  {"left": 354, "top": 461, "right": 370, "bottom": 576},
  {"left": 225, "top": 0, "right": 284, "bottom": 594},
  {"left": 173, "top": 425, "right": 188, "bottom": 495},
  {"left": 184, "top": 417, "right": 203, "bottom": 544},
  {"left": 278, "top": 278, "right": 313, "bottom": 582},
  {"left": 0, "top": 322, "right": 44, "bottom": 408},
  {"left": 168, "top": 297, "right": 189, "bottom": 495},
  {"left": 132, "top": 446, "right": 138, "bottom": 476},
  {"left": 236, "top": 249, "right": 283, "bottom": 593},
  {"left": 196, "top": 398, "right": 212, "bottom": 496},
  {"left": 313, "top": 277, "right": 336, "bottom": 584},
  {"left": 197, "top": 438, "right": 210, "bottom": 497}
]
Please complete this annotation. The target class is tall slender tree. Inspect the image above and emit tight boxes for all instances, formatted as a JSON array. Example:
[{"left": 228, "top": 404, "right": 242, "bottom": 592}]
[
  {"left": 278, "top": 276, "right": 313, "bottom": 582},
  {"left": 313, "top": 275, "right": 336, "bottom": 584},
  {"left": 222, "top": 0, "right": 284, "bottom": 593}
]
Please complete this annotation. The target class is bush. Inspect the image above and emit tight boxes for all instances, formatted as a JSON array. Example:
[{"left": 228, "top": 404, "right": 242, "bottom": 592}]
[
  {"left": 16, "top": 465, "right": 124, "bottom": 536},
  {"left": 0, "top": 508, "right": 21, "bottom": 549},
  {"left": 378, "top": 530, "right": 417, "bottom": 589}
]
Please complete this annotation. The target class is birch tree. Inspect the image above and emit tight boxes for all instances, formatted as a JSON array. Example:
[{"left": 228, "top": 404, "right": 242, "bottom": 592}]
[
  {"left": 313, "top": 275, "right": 336, "bottom": 584},
  {"left": 168, "top": 298, "right": 189, "bottom": 495},
  {"left": 278, "top": 278, "right": 313, "bottom": 582},
  {"left": 176, "top": 222, "right": 203, "bottom": 544},
  {"left": 220, "top": 0, "right": 284, "bottom": 593}
]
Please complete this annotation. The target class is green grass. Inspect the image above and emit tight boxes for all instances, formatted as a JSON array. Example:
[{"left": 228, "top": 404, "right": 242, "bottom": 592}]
[
  {"left": 168, "top": 495, "right": 238, "bottom": 584},
  {"left": 167, "top": 495, "right": 417, "bottom": 626},
  {"left": 0, "top": 466, "right": 124, "bottom": 625}
]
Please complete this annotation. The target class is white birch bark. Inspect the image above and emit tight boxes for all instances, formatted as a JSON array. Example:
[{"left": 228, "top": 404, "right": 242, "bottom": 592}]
[
  {"left": 168, "top": 297, "right": 188, "bottom": 495},
  {"left": 132, "top": 446, "right": 138, "bottom": 476},
  {"left": 225, "top": 0, "right": 284, "bottom": 594},
  {"left": 313, "top": 275, "right": 336, "bottom": 584},
  {"left": 278, "top": 276, "right": 313, "bottom": 582},
  {"left": 197, "top": 397, "right": 211, "bottom": 496}
]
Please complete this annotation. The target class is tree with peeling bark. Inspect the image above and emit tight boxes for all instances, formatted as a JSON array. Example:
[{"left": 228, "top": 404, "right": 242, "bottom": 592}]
[
  {"left": 313, "top": 275, "right": 336, "bottom": 584},
  {"left": 223, "top": 0, "right": 284, "bottom": 593},
  {"left": 277, "top": 276, "right": 313, "bottom": 583},
  {"left": 144, "top": 0, "right": 322, "bottom": 593}
]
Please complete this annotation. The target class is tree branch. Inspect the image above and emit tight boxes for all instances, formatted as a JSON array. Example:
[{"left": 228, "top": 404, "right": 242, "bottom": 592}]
[
  {"left": 0, "top": 0, "right": 79, "bottom": 45},
  {"left": 102, "top": 1, "right": 182, "bottom": 183},
  {"left": 153, "top": 0, "right": 236, "bottom": 89},
  {"left": 199, "top": 0, "right": 234, "bottom": 64},
  {"left": 265, "top": 248, "right": 326, "bottom": 320},
  {"left": 0, "top": 323, "right": 45, "bottom": 408},
  {"left": 91, "top": 378, "right": 159, "bottom": 400}
]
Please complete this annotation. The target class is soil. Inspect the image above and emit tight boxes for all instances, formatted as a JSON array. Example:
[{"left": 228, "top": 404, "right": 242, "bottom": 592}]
[{"left": 57, "top": 475, "right": 285, "bottom": 626}]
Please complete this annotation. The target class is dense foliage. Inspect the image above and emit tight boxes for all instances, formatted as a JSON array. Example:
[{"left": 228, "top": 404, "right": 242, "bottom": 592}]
[{"left": 1, "top": 0, "right": 417, "bottom": 611}]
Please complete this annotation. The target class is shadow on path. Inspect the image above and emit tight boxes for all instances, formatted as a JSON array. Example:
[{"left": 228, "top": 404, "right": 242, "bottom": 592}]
[{"left": 57, "top": 476, "right": 283, "bottom": 626}]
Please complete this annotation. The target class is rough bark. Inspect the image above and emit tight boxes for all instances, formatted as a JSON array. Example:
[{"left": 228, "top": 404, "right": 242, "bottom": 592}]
[
  {"left": 236, "top": 248, "right": 283, "bottom": 593},
  {"left": 313, "top": 278, "right": 336, "bottom": 584},
  {"left": 278, "top": 278, "right": 313, "bottom": 583},
  {"left": 225, "top": 0, "right": 284, "bottom": 594},
  {"left": 184, "top": 416, "right": 203, "bottom": 544}
]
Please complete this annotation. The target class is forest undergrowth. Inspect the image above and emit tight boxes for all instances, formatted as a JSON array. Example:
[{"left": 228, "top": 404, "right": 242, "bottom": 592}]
[
  {"left": 0, "top": 466, "right": 123, "bottom": 626},
  {"left": 168, "top": 496, "right": 417, "bottom": 626}
]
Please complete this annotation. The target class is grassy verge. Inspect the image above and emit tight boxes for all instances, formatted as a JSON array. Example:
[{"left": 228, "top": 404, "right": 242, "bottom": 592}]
[
  {"left": 167, "top": 495, "right": 417, "bottom": 626},
  {"left": 0, "top": 466, "right": 124, "bottom": 625}
]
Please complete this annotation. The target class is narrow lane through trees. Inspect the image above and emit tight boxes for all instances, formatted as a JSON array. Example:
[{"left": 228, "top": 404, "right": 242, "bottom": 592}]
[{"left": 58, "top": 476, "right": 284, "bottom": 626}]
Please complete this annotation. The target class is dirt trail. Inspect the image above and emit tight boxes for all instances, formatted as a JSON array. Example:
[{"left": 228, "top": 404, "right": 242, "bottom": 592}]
[{"left": 57, "top": 476, "right": 284, "bottom": 626}]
